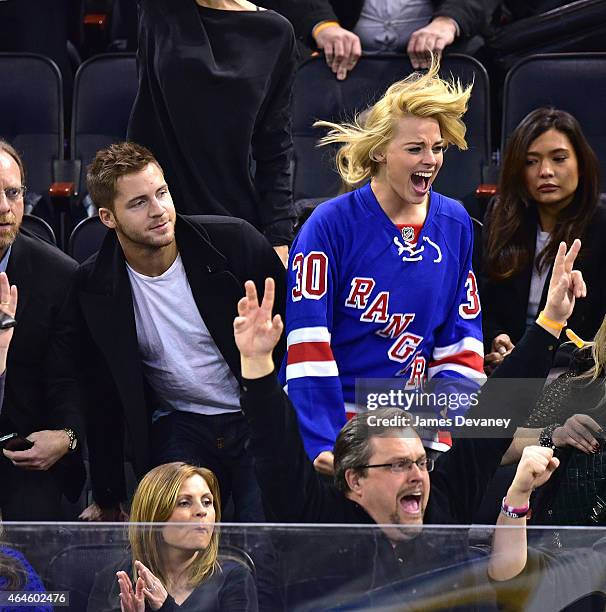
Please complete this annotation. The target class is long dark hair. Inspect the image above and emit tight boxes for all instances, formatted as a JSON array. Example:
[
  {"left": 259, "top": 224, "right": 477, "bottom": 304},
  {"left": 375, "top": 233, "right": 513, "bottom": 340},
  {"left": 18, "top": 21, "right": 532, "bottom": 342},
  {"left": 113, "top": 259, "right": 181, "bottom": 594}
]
[{"left": 485, "top": 108, "right": 601, "bottom": 280}]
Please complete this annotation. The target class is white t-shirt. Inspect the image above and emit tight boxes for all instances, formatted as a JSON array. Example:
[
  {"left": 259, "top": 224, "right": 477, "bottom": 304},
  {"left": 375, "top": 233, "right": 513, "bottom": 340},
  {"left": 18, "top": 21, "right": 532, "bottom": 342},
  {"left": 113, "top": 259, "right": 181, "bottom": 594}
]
[
  {"left": 126, "top": 254, "right": 240, "bottom": 420},
  {"left": 526, "top": 228, "right": 551, "bottom": 326}
]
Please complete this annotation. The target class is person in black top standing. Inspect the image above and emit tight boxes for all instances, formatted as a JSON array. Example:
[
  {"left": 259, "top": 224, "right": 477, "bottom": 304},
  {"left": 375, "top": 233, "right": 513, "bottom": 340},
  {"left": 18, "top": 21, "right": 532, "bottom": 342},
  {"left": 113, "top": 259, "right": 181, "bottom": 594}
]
[{"left": 127, "top": 0, "right": 297, "bottom": 265}]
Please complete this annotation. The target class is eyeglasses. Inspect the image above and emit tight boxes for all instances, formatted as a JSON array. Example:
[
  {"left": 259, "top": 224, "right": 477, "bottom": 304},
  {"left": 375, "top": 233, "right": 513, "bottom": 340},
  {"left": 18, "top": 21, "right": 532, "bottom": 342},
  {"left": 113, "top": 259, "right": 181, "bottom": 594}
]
[
  {"left": 357, "top": 457, "right": 435, "bottom": 473},
  {"left": 0, "top": 186, "right": 26, "bottom": 201}
]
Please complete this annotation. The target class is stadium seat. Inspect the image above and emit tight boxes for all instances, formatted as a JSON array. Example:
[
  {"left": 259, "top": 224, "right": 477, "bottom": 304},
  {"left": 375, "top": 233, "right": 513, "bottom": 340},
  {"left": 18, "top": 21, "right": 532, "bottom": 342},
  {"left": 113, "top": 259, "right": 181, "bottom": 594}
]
[
  {"left": 71, "top": 52, "right": 137, "bottom": 195},
  {"left": 0, "top": 53, "right": 64, "bottom": 198},
  {"left": 292, "top": 54, "right": 491, "bottom": 211},
  {"left": 501, "top": 53, "right": 606, "bottom": 179},
  {"left": 45, "top": 541, "right": 255, "bottom": 612},
  {"left": 20, "top": 214, "right": 57, "bottom": 246},
  {"left": 68, "top": 215, "right": 108, "bottom": 263}
]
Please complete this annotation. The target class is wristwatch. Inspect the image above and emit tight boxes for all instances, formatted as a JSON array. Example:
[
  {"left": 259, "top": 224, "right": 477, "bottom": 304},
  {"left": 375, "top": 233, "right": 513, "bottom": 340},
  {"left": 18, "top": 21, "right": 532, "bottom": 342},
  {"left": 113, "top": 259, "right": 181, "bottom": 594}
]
[
  {"left": 539, "top": 423, "right": 561, "bottom": 449},
  {"left": 63, "top": 428, "right": 78, "bottom": 453}
]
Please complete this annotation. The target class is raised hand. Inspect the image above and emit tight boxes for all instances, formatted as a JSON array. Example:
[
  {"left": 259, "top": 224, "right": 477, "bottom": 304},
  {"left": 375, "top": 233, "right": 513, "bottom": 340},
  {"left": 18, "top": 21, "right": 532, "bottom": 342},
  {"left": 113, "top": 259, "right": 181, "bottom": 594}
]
[
  {"left": 0, "top": 271, "right": 17, "bottom": 368},
  {"left": 234, "top": 278, "right": 283, "bottom": 359},
  {"left": 234, "top": 278, "right": 283, "bottom": 379},
  {"left": 543, "top": 239, "right": 586, "bottom": 325},
  {"left": 508, "top": 446, "right": 560, "bottom": 503}
]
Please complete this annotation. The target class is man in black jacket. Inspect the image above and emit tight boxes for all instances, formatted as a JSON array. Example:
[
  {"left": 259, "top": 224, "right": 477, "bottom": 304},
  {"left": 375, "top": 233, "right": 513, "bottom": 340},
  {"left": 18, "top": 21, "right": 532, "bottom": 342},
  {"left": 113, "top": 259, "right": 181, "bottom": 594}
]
[
  {"left": 262, "top": 0, "right": 501, "bottom": 78},
  {"left": 77, "top": 142, "right": 286, "bottom": 522},
  {"left": 232, "top": 240, "right": 584, "bottom": 605},
  {"left": 0, "top": 140, "right": 85, "bottom": 520}
]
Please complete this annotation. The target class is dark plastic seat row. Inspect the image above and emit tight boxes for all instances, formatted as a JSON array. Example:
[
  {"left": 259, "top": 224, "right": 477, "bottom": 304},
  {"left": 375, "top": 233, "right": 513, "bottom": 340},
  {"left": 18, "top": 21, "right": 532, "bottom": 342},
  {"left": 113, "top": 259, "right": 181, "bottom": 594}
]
[{"left": 1, "top": 52, "right": 605, "bottom": 252}]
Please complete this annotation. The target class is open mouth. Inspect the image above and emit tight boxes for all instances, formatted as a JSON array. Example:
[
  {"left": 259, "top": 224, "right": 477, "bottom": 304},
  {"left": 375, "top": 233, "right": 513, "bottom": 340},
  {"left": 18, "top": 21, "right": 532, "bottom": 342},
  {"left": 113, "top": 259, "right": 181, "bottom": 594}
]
[
  {"left": 411, "top": 171, "right": 432, "bottom": 193},
  {"left": 399, "top": 493, "right": 423, "bottom": 514}
]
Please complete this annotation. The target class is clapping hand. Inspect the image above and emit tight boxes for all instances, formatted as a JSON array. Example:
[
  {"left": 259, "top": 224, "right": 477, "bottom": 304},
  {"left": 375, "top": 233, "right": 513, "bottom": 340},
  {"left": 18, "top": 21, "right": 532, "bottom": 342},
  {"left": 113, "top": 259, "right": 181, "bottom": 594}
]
[
  {"left": 117, "top": 561, "right": 168, "bottom": 612},
  {"left": 234, "top": 278, "right": 283, "bottom": 379},
  {"left": 117, "top": 570, "right": 144, "bottom": 612}
]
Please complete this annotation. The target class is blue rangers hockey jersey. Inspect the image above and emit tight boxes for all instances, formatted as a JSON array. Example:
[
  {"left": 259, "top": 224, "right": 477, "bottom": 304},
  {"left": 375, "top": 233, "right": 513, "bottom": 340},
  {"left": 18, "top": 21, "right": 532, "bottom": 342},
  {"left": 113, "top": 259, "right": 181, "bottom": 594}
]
[{"left": 281, "top": 182, "right": 485, "bottom": 461}]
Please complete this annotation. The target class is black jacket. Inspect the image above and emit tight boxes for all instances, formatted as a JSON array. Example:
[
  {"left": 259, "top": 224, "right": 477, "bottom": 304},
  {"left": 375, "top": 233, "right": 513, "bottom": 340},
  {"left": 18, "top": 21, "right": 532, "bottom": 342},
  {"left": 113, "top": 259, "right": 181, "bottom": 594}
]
[
  {"left": 481, "top": 200, "right": 606, "bottom": 352},
  {"left": 0, "top": 230, "right": 85, "bottom": 501},
  {"left": 261, "top": 0, "right": 500, "bottom": 46},
  {"left": 240, "top": 324, "right": 559, "bottom": 604},
  {"left": 77, "top": 215, "right": 286, "bottom": 506}
]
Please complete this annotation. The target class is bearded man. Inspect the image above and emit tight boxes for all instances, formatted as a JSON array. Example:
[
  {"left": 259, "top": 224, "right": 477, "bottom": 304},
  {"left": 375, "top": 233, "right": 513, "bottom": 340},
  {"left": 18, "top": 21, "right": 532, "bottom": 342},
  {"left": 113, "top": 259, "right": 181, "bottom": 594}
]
[{"left": 0, "top": 140, "right": 85, "bottom": 520}]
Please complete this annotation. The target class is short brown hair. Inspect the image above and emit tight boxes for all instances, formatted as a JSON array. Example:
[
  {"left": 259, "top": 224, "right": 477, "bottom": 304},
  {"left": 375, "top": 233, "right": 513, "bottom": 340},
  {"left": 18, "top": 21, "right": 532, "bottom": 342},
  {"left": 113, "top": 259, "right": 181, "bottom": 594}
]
[
  {"left": 0, "top": 140, "right": 25, "bottom": 184},
  {"left": 86, "top": 141, "right": 162, "bottom": 211},
  {"left": 333, "top": 408, "right": 419, "bottom": 492}
]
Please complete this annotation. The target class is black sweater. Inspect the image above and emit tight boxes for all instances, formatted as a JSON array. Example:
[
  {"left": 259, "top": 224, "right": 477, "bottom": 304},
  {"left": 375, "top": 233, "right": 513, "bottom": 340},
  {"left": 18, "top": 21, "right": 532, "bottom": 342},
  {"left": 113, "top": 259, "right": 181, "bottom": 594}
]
[{"left": 128, "top": 1, "right": 297, "bottom": 245}]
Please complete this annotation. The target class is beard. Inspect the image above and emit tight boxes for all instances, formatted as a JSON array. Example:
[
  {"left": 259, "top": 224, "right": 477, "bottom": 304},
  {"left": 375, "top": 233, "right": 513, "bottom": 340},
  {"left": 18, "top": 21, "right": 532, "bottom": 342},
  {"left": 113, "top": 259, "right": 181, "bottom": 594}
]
[
  {"left": 385, "top": 497, "right": 425, "bottom": 541},
  {"left": 0, "top": 214, "right": 20, "bottom": 250}
]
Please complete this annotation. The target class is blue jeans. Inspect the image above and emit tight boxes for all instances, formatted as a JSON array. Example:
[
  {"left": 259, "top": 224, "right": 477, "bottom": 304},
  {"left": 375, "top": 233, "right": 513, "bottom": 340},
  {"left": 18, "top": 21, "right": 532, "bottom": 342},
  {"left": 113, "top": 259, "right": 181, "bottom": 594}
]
[{"left": 151, "top": 410, "right": 265, "bottom": 523}]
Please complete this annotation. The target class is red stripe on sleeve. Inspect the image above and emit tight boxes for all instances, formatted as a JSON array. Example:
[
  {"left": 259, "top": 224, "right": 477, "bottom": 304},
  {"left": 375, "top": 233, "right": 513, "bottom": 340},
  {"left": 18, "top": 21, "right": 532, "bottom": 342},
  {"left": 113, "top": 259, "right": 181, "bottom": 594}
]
[
  {"left": 428, "top": 350, "right": 484, "bottom": 372},
  {"left": 287, "top": 341, "right": 334, "bottom": 365}
]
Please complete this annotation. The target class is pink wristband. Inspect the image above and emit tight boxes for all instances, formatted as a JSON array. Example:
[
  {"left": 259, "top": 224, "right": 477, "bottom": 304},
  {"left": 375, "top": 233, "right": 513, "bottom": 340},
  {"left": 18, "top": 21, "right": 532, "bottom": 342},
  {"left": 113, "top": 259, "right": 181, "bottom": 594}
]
[{"left": 501, "top": 496, "right": 530, "bottom": 519}]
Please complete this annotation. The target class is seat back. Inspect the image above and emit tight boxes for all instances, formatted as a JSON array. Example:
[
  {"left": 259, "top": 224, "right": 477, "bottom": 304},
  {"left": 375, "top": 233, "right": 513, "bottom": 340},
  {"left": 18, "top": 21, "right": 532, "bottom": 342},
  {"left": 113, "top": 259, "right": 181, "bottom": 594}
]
[
  {"left": 502, "top": 53, "right": 606, "bottom": 181},
  {"left": 293, "top": 54, "right": 491, "bottom": 208},
  {"left": 71, "top": 53, "right": 137, "bottom": 193},
  {"left": 68, "top": 215, "right": 108, "bottom": 263},
  {"left": 20, "top": 214, "right": 57, "bottom": 245},
  {"left": 45, "top": 541, "right": 255, "bottom": 612},
  {"left": 46, "top": 542, "right": 127, "bottom": 612},
  {"left": 0, "top": 53, "right": 63, "bottom": 196}
]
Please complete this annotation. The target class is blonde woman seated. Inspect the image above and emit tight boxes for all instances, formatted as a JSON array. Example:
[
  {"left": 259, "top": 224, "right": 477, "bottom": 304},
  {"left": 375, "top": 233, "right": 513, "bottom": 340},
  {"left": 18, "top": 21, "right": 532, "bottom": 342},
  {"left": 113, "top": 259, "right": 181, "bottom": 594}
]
[{"left": 87, "top": 463, "right": 257, "bottom": 612}]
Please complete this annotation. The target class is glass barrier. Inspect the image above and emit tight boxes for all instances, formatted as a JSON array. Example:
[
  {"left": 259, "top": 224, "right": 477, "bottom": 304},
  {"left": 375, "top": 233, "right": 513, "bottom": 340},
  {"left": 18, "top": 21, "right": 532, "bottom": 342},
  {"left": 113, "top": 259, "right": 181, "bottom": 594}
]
[{"left": 2, "top": 523, "right": 606, "bottom": 611}]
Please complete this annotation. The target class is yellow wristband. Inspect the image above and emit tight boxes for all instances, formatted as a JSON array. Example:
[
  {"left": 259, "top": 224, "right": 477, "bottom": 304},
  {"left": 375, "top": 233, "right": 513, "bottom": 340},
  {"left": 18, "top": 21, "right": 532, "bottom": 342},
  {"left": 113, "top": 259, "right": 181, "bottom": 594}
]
[
  {"left": 312, "top": 20, "right": 340, "bottom": 40},
  {"left": 565, "top": 328, "right": 585, "bottom": 348},
  {"left": 537, "top": 311, "right": 566, "bottom": 332}
]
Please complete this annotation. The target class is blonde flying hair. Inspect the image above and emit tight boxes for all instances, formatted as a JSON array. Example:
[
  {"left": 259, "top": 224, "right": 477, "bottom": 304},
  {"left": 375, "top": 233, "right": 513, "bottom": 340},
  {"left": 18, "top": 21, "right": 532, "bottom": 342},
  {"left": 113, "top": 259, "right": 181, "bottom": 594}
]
[
  {"left": 579, "top": 315, "right": 606, "bottom": 382},
  {"left": 315, "top": 56, "right": 472, "bottom": 187},
  {"left": 128, "top": 462, "right": 221, "bottom": 589}
]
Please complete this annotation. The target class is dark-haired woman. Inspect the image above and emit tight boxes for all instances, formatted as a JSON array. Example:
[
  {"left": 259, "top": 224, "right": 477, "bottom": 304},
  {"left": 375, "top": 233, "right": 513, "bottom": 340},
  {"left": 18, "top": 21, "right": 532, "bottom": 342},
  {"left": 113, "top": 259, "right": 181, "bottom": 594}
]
[
  {"left": 128, "top": 0, "right": 297, "bottom": 265},
  {"left": 482, "top": 107, "right": 606, "bottom": 373}
]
